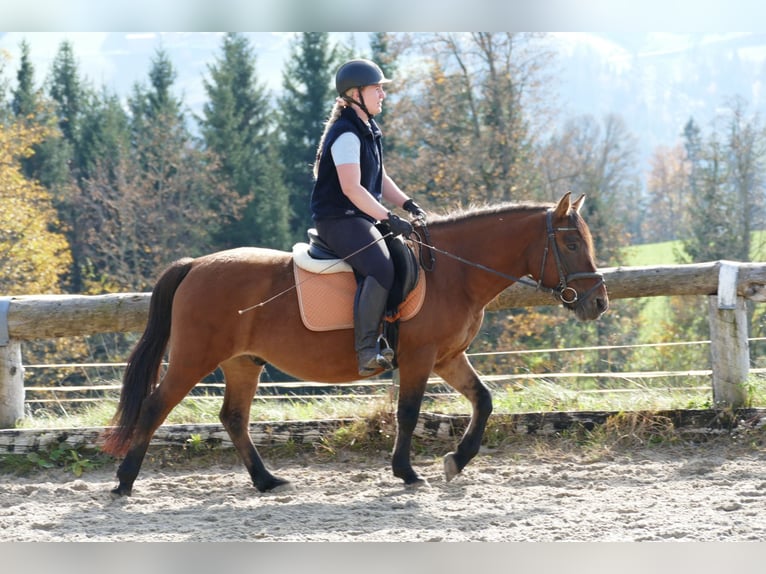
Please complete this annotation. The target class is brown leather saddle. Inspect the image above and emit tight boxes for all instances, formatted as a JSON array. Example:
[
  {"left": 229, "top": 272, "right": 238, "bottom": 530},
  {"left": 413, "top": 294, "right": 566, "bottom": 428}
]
[{"left": 292, "top": 229, "right": 426, "bottom": 362}]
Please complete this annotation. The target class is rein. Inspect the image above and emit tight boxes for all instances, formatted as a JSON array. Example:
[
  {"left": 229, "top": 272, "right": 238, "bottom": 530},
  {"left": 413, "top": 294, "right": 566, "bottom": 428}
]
[
  {"left": 238, "top": 206, "right": 605, "bottom": 315},
  {"left": 410, "top": 208, "right": 605, "bottom": 305}
]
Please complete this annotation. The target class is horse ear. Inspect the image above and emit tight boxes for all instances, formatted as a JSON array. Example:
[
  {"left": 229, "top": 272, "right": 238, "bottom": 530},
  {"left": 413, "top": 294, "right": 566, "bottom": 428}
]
[
  {"left": 572, "top": 194, "right": 586, "bottom": 213},
  {"left": 553, "top": 192, "right": 572, "bottom": 218}
]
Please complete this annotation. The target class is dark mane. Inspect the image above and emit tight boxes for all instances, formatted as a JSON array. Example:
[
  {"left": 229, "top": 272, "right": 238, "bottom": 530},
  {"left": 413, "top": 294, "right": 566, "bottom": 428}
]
[
  {"left": 423, "top": 200, "right": 594, "bottom": 253},
  {"left": 427, "top": 201, "right": 553, "bottom": 225}
]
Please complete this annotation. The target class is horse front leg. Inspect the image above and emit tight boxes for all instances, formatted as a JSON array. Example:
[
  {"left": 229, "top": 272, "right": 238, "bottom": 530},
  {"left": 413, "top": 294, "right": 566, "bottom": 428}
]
[
  {"left": 434, "top": 352, "right": 493, "bottom": 482},
  {"left": 391, "top": 370, "right": 430, "bottom": 487}
]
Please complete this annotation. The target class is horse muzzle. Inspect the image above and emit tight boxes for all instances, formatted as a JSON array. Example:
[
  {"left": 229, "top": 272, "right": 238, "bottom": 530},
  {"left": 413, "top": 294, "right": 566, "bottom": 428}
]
[{"left": 560, "top": 273, "right": 609, "bottom": 321}]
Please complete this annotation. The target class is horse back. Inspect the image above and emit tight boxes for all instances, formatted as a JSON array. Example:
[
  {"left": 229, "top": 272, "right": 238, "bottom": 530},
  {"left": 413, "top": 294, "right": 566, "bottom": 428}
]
[{"left": 171, "top": 247, "right": 297, "bottom": 326}]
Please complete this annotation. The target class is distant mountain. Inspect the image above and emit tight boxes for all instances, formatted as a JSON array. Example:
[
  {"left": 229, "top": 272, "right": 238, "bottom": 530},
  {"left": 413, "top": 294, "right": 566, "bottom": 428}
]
[{"left": 550, "top": 32, "right": 766, "bottom": 167}]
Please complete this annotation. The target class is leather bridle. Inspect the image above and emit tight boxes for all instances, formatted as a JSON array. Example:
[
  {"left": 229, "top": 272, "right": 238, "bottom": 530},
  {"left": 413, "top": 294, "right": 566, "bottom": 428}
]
[
  {"left": 535, "top": 209, "right": 605, "bottom": 305},
  {"left": 410, "top": 208, "right": 606, "bottom": 306}
]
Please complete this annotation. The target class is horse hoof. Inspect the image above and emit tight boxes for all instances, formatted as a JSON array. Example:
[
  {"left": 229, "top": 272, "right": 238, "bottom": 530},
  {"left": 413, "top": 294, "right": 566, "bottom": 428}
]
[
  {"left": 256, "top": 476, "right": 294, "bottom": 493},
  {"left": 444, "top": 453, "right": 460, "bottom": 482},
  {"left": 269, "top": 480, "right": 295, "bottom": 493},
  {"left": 110, "top": 485, "right": 132, "bottom": 498},
  {"left": 404, "top": 477, "right": 430, "bottom": 489}
]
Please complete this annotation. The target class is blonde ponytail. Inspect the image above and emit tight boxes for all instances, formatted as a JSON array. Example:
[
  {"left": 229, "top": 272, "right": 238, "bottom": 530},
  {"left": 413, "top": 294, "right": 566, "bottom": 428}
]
[{"left": 312, "top": 99, "right": 347, "bottom": 179}]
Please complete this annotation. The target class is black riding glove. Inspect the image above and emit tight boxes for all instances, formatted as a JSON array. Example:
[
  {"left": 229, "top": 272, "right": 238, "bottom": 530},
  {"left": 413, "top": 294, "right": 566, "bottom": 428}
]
[
  {"left": 403, "top": 199, "right": 427, "bottom": 220},
  {"left": 386, "top": 212, "right": 414, "bottom": 237}
]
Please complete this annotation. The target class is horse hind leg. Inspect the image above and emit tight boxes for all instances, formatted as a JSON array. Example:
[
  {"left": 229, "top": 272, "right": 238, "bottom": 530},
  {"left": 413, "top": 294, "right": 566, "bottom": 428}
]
[
  {"left": 219, "top": 356, "right": 292, "bottom": 493},
  {"left": 434, "top": 353, "right": 493, "bottom": 482},
  {"left": 112, "top": 365, "right": 202, "bottom": 497}
]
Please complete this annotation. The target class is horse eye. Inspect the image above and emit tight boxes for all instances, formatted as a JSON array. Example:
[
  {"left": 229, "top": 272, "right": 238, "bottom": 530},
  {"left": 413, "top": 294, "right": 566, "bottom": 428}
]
[{"left": 566, "top": 242, "right": 578, "bottom": 251}]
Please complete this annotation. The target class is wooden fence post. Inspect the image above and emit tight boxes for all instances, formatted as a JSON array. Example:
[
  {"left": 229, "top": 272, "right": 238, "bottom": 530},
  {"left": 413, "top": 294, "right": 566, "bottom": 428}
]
[
  {"left": 708, "top": 262, "right": 749, "bottom": 407},
  {"left": 0, "top": 298, "right": 24, "bottom": 428}
]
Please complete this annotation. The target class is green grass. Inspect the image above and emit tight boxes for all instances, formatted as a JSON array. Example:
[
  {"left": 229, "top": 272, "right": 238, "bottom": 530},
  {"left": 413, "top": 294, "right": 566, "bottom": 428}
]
[
  {"left": 20, "top": 369, "right": 766, "bottom": 432},
  {"left": 620, "top": 239, "right": 690, "bottom": 341},
  {"left": 623, "top": 231, "right": 766, "bottom": 266},
  {"left": 622, "top": 240, "right": 681, "bottom": 266},
  {"left": 19, "top": 394, "right": 398, "bottom": 430}
]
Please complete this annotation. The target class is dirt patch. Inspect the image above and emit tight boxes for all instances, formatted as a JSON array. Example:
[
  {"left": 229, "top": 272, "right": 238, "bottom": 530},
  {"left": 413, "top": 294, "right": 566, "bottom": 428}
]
[{"left": 2, "top": 435, "right": 766, "bottom": 542}]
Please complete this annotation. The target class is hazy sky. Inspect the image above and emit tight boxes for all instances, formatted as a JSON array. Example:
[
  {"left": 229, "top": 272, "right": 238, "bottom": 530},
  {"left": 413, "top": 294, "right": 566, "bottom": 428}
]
[
  {"left": 5, "top": 0, "right": 766, "bottom": 32},
  {"left": 0, "top": 32, "right": 293, "bottom": 91}
]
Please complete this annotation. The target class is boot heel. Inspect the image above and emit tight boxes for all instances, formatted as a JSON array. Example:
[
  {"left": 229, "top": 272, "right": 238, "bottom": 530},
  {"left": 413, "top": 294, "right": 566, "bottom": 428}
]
[{"left": 358, "top": 348, "right": 383, "bottom": 376}]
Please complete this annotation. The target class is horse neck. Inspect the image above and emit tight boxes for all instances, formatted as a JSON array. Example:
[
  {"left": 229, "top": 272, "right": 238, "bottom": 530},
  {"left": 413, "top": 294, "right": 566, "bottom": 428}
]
[{"left": 428, "top": 206, "right": 546, "bottom": 306}]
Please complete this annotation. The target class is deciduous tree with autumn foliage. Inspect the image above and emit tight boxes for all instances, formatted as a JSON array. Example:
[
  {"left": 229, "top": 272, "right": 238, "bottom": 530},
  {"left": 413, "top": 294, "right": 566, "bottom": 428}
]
[{"left": 0, "top": 118, "right": 71, "bottom": 295}]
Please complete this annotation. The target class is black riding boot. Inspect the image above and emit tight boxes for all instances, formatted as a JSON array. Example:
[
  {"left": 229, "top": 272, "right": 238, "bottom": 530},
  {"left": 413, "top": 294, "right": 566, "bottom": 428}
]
[{"left": 354, "top": 276, "right": 394, "bottom": 376}]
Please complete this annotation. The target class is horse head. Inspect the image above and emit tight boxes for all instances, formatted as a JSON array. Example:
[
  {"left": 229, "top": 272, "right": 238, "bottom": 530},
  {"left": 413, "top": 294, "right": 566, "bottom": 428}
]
[{"left": 536, "top": 192, "right": 609, "bottom": 321}]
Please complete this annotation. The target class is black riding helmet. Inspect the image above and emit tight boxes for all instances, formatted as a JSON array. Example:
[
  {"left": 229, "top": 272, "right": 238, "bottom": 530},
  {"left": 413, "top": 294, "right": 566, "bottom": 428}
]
[{"left": 335, "top": 58, "right": 391, "bottom": 119}]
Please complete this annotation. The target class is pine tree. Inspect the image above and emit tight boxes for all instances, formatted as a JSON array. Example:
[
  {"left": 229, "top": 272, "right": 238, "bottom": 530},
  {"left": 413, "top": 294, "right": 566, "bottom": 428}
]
[
  {"left": 199, "top": 32, "right": 290, "bottom": 250},
  {"left": 77, "top": 88, "right": 130, "bottom": 183},
  {"left": 0, "top": 52, "right": 11, "bottom": 122},
  {"left": 682, "top": 128, "right": 735, "bottom": 263},
  {"left": 683, "top": 117, "right": 702, "bottom": 199},
  {"left": 44, "top": 40, "right": 88, "bottom": 292},
  {"left": 128, "top": 48, "right": 185, "bottom": 169},
  {"left": 48, "top": 41, "right": 83, "bottom": 144},
  {"left": 11, "top": 39, "right": 51, "bottom": 182},
  {"left": 277, "top": 32, "right": 340, "bottom": 239},
  {"left": 7, "top": 40, "right": 72, "bottom": 193},
  {"left": 11, "top": 39, "right": 37, "bottom": 120},
  {"left": 679, "top": 113, "right": 759, "bottom": 264},
  {"left": 724, "top": 97, "right": 765, "bottom": 262}
]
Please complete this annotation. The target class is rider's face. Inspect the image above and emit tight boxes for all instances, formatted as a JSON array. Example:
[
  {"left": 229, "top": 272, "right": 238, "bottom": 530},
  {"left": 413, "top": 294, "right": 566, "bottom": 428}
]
[{"left": 358, "top": 84, "right": 386, "bottom": 115}]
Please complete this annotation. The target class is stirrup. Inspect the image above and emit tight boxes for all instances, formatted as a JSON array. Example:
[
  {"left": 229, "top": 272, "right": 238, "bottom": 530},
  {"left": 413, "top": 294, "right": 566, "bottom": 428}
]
[{"left": 377, "top": 334, "right": 394, "bottom": 367}]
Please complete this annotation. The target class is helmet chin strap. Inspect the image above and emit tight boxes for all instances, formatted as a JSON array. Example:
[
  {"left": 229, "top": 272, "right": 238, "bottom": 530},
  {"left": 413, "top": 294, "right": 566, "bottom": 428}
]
[{"left": 342, "top": 88, "right": 374, "bottom": 121}]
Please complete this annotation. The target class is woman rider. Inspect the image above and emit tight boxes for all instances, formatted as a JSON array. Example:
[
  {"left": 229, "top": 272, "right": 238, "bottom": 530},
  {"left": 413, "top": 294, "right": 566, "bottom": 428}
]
[{"left": 310, "top": 58, "right": 427, "bottom": 376}]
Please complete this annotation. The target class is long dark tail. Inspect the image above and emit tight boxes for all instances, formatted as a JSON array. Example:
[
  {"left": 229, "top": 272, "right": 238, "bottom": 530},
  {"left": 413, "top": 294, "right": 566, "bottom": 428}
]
[{"left": 102, "top": 258, "right": 195, "bottom": 456}]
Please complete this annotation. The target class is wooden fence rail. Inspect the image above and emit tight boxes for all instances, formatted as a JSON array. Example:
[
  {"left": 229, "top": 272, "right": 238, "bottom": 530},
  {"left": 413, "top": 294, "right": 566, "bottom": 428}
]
[{"left": 1, "top": 259, "right": 764, "bottom": 427}]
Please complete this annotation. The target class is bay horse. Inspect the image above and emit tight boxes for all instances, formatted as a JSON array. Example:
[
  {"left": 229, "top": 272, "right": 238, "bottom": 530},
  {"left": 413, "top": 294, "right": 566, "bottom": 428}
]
[{"left": 103, "top": 192, "right": 608, "bottom": 496}]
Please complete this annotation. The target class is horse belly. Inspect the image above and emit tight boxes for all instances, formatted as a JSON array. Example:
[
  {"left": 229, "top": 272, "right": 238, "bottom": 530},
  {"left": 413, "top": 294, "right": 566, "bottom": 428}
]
[{"left": 250, "top": 319, "right": 363, "bottom": 383}]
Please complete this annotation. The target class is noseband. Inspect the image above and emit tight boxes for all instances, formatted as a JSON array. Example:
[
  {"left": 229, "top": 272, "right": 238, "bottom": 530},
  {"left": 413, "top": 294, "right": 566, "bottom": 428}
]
[{"left": 536, "top": 209, "right": 605, "bottom": 305}]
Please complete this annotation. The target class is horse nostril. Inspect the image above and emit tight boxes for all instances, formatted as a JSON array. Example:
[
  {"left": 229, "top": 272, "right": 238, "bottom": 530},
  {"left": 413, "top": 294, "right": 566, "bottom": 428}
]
[{"left": 596, "top": 298, "right": 608, "bottom": 313}]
